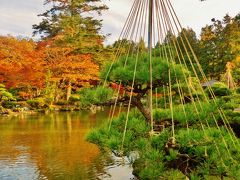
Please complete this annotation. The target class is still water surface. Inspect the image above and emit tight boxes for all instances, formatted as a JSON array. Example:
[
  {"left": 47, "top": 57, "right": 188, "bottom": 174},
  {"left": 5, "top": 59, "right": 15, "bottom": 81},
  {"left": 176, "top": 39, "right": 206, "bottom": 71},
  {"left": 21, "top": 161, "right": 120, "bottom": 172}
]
[{"left": 0, "top": 111, "right": 134, "bottom": 180}]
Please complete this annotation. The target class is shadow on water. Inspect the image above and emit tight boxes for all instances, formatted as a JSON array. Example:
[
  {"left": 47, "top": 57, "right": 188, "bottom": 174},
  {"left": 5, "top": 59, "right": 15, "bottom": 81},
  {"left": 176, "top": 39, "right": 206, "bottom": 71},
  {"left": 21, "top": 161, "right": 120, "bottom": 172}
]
[{"left": 0, "top": 110, "right": 135, "bottom": 180}]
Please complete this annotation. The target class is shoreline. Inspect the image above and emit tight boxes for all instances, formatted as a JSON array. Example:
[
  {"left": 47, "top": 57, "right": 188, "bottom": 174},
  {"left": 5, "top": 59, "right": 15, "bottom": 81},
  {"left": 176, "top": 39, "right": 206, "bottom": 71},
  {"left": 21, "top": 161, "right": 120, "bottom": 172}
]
[{"left": 0, "top": 103, "right": 105, "bottom": 117}]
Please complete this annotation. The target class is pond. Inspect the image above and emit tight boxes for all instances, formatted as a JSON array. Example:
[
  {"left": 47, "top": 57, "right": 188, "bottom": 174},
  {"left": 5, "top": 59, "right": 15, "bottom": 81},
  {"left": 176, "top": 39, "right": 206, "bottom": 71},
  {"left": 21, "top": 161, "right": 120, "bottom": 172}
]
[{"left": 0, "top": 110, "right": 135, "bottom": 180}]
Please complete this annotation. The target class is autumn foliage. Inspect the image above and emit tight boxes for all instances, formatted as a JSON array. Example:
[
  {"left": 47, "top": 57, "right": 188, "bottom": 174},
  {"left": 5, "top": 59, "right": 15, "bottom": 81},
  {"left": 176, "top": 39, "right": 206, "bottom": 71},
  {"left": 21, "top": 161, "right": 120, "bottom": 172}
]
[
  {"left": 0, "top": 35, "right": 100, "bottom": 98},
  {"left": 44, "top": 46, "right": 99, "bottom": 85},
  {"left": 0, "top": 36, "right": 45, "bottom": 89}
]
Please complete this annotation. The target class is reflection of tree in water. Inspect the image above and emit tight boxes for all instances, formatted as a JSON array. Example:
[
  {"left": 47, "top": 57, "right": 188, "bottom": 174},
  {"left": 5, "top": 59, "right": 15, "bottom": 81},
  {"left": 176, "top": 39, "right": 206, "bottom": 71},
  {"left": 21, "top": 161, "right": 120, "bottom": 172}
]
[{"left": 0, "top": 111, "right": 118, "bottom": 180}]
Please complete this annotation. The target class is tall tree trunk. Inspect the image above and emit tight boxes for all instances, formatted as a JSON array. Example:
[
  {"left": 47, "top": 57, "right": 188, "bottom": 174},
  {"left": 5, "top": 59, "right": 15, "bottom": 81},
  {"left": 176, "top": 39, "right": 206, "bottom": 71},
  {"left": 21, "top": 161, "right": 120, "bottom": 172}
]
[{"left": 66, "top": 82, "right": 72, "bottom": 101}]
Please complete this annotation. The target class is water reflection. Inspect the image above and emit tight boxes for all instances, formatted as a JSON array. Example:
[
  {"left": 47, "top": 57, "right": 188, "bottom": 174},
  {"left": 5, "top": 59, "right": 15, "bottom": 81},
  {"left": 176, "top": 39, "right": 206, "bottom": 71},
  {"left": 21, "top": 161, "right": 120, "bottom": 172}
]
[{"left": 0, "top": 111, "right": 126, "bottom": 180}]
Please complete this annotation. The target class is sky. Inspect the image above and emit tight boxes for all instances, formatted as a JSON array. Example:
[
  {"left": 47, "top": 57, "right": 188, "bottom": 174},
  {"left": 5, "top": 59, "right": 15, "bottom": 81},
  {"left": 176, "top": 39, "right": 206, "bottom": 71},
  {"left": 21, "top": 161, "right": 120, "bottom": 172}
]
[{"left": 0, "top": 0, "right": 239, "bottom": 45}]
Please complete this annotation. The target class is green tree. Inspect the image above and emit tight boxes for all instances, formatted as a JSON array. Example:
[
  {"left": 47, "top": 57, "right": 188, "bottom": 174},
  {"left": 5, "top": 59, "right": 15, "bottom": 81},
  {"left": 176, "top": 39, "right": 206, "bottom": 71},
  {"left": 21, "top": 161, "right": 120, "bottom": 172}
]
[
  {"left": 33, "top": 0, "right": 109, "bottom": 100},
  {"left": 112, "top": 39, "right": 137, "bottom": 57},
  {"left": 153, "top": 31, "right": 176, "bottom": 60},
  {"left": 33, "top": 0, "right": 108, "bottom": 38},
  {"left": 138, "top": 38, "right": 147, "bottom": 53},
  {"left": 176, "top": 28, "right": 199, "bottom": 74},
  {"left": 98, "top": 53, "right": 189, "bottom": 122},
  {"left": 199, "top": 14, "right": 240, "bottom": 80},
  {"left": 33, "top": 0, "right": 108, "bottom": 62}
]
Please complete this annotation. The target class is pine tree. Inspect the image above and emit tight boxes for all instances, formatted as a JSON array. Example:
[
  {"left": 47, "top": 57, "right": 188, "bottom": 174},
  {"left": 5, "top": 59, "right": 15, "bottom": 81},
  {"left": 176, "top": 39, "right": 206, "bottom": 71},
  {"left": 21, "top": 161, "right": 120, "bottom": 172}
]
[
  {"left": 33, "top": 0, "right": 108, "bottom": 100},
  {"left": 33, "top": 0, "right": 108, "bottom": 54}
]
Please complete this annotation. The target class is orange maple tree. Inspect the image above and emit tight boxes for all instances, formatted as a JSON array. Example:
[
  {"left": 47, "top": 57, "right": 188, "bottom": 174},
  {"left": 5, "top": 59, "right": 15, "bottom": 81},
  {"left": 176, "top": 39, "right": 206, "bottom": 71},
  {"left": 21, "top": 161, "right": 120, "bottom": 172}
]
[
  {"left": 0, "top": 33, "right": 104, "bottom": 103},
  {"left": 0, "top": 36, "right": 45, "bottom": 89},
  {"left": 44, "top": 46, "right": 99, "bottom": 85}
]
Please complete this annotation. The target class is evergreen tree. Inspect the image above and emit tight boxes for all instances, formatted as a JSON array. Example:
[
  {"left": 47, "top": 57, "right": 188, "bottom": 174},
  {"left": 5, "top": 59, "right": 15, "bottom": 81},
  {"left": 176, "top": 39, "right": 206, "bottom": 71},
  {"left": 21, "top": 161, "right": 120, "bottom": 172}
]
[
  {"left": 33, "top": 0, "right": 108, "bottom": 58},
  {"left": 199, "top": 14, "right": 240, "bottom": 80},
  {"left": 176, "top": 28, "right": 199, "bottom": 74},
  {"left": 93, "top": 53, "right": 189, "bottom": 122},
  {"left": 138, "top": 38, "right": 147, "bottom": 53},
  {"left": 33, "top": 0, "right": 108, "bottom": 38},
  {"left": 32, "top": 0, "right": 109, "bottom": 100}
]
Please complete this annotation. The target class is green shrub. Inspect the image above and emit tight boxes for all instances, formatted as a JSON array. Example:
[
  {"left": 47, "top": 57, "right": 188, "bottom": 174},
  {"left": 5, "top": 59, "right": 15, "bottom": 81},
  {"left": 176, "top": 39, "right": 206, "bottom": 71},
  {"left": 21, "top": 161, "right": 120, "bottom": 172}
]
[
  {"left": 162, "top": 170, "right": 186, "bottom": 180},
  {"left": 205, "top": 82, "right": 231, "bottom": 97},
  {"left": 88, "top": 105, "right": 240, "bottom": 179},
  {"left": 153, "top": 101, "right": 218, "bottom": 125},
  {"left": 8, "top": 88, "right": 18, "bottom": 97},
  {"left": 232, "top": 94, "right": 240, "bottom": 104},
  {"left": 44, "top": 97, "right": 54, "bottom": 105},
  {"left": 222, "top": 102, "right": 239, "bottom": 110},
  {"left": 0, "top": 84, "right": 16, "bottom": 101},
  {"left": 173, "top": 77, "right": 205, "bottom": 102},
  {"left": 236, "top": 87, "right": 240, "bottom": 94},
  {"left": 95, "top": 87, "right": 114, "bottom": 102},
  {"left": 232, "top": 115, "right": 240, "bottom": 123},
  {"left": 221, "top": 96, "right": 232, "bottom": 102},
  {"left": 55, "top": 100, "right": 68, "bottom": 106},
  {"left": 2, "top": 101, "right": 18, "bottom": 109},
  {"left": 79, "top": 87, "right": 113, "bottom": 108},
  {"left": 69, "top": 94, "right": 81, "bottom": 103},
  {"left": 139, "top": 162, "right": 164, "bottom": 180},
  {"left": 27, "top": 98, "right": 46, "bottom": 109},
  {"left": 86, "top": 126, "right": 109, "bottom": 147},
  {"left": 1, "top": 91, "right": 15, "bottom": 101}
]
